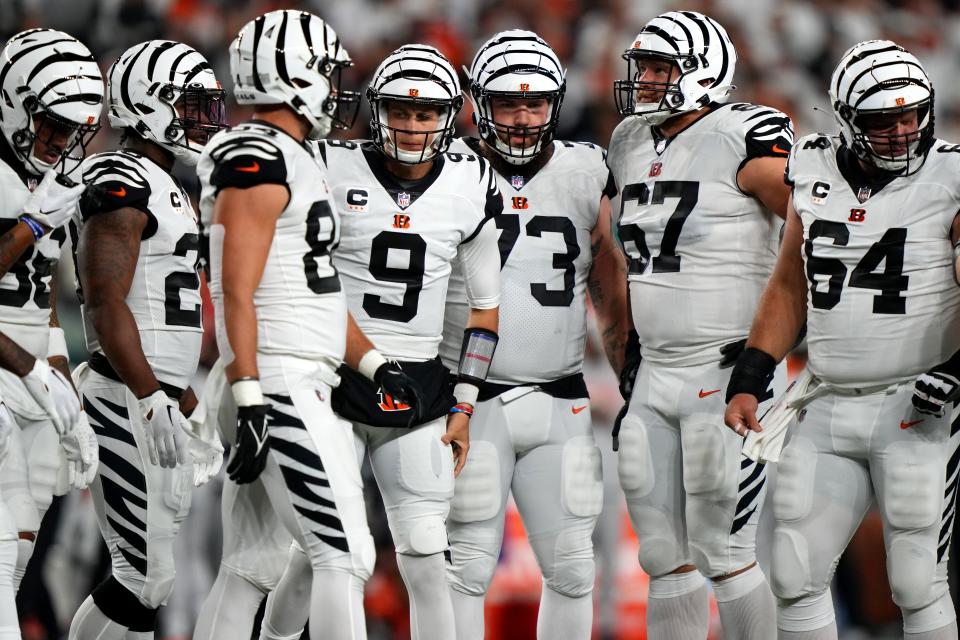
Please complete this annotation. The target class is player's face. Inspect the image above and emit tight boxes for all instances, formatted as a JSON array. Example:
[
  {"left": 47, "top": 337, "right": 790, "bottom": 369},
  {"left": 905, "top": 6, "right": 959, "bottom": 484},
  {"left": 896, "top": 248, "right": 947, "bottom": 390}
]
[
  {"left": 385, "top": 100, "right": 442, "bottom": 152},
  {"left": 633, "top": 56, "right": 679, "bottom": 104},
  {"left": 490, "top": 96, "right": 550, "bottom": 149},
  {"left": 31, "top": 114, "right": 78, "bottom": 167},
  {"left": 857, "top": 109, "right": 920, "bottom": 157}
]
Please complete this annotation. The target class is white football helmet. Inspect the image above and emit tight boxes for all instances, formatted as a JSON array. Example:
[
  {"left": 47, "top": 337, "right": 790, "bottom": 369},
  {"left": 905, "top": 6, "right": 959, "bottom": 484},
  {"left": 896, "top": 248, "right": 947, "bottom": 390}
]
[
  {"left": 368, "top": 44, "right": 462, "bottom": 164},
  {"left": 230, "top": 10, "right": 359, "bottom": 140},
  {"left": 107, "top": 40, "right": 226, "bottom": 167},
  {"left": 0, "top": 28, "right": 103, "bottom": 175},
  {"left": 614, "top": 11, "right": 736, "bottom": 125},
  {"left": 467, "top": 30, "right": 565, "bottom": 165},
  {"left": 830, "top": 40, "right": 934, "bottom": 175}
]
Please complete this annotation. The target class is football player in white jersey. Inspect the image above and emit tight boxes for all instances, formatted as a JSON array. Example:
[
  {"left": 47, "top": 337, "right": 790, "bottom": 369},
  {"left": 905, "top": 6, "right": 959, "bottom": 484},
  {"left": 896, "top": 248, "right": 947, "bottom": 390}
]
[
  {"left": 439, "top": 30, "right": 628, "bottom": 640},
  {"left": 67, "top": 40, "right": 227, "bottom": 640},
  {"left": 606, "top": 11, "right": 797, "bottom": 640},
  {"left": 253, "top": 44, "right": 502, "bottom": 640},
  {"left": 196, "top": 11, "right": 428, "bottom": 640},
  {"left": 0, "top": 27, "right": 103, "bottom": 599},
  {"left": 726, "top": 41, "right": 960, "bottom": 640}
]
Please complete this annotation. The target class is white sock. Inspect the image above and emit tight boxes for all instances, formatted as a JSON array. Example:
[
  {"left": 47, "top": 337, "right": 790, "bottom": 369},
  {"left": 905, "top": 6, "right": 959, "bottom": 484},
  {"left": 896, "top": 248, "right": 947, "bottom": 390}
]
[
  {"left": 396, "top": 553, "right": 455, "bottom": 640},
  {"left": 450, "top": 588, "right": 485, "bottom": 640},
  {"left": 0, "top": 539, "right": 19, "bottom": 640},
  {"left": 712, "top": 564, "right": 775, "bottom": 640},
  {"left": 69, "top": 596, "right": 128, "bottom": 640},
  {"left": 260, "top": 548, "right": 311, "bottom": 640},
  {"left": 905, "top": 622, "right": 959, "bottom": 640},
  {"left": 647, "top": 570, "right": 709, "bottom": 640},
  {"left": 13, "top": 537, "right": 32, "bottom": 593},
  {"left": 193, "top": 567, "right": 267, "bottom": 640},
  {"left": 536, "top": 583, "right": 592, "bottom": 640},
  {"left": 778, "top": 589, "right": 837, "bottom": 639},
  {"left": 307, "top": 569, "right": 367, "bottom": 640}
]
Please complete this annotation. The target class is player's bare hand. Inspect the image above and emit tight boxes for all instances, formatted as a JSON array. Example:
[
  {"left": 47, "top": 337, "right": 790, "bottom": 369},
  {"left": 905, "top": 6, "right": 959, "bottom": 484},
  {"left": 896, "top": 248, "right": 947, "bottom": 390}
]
[
  {"left": 725, "top": 393, "right": 762, "bottom": 437},
  {"left": 442, "top": 411, "right": 470, "bottom": 477}
]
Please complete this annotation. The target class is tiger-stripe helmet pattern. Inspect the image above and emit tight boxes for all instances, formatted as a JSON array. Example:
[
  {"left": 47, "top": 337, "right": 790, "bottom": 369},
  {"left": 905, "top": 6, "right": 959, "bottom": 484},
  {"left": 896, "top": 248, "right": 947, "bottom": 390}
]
[
  {"left": 0, "top": 28, "right": 103, "bottom": 175},
  {"left": 230, "top": 10, "right": 360, "bottom": 140},
  {"left": 830, "top": 39, "right": 934, "bottom": 175},
  {"left": 467, "top": 30, "right": 565, "bottom": 165},
  {"left": 368, "top": 44, "right": 463, "bottom": 164},
  {"left": 614, "top": 11, "right": 736, "bottom": 125},
  {"left": 107, "top": 40, "right": 226, "bottom": 167}
]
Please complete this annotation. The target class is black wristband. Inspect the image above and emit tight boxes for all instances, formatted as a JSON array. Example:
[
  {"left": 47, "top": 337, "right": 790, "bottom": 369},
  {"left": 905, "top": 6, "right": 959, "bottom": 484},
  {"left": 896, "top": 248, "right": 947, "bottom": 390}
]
[{"left": 725, "top": 347, "right": 777, "bottom": 403}]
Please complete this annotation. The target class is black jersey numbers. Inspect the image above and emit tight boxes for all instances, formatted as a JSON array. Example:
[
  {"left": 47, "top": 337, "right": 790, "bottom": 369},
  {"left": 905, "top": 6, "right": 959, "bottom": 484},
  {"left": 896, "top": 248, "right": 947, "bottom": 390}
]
[
  {"left": 617, "top": 180, "right": 699, "bottom": 274},
  {"left": 304, "top": 201, "right": 341, "bottom": 295},
  {"left": 164, "top": 233, "right": 202, "bottom": 328},
  {"left": 805, "top": 221, "right": 908, "bottom": 314},
  {"left": 0, "top": 222, "right": 66, "bottom": 309},
  {"left": 364, "top": 231, "right": 427, "bottom": 322},
  {"left": 496, "top": 214, "right": 580, "bottom": 307}
]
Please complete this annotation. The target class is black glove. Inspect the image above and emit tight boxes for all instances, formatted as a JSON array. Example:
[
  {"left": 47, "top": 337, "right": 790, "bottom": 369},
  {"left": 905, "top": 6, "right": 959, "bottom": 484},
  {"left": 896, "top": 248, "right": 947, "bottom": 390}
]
[
  {"left": 612, "top": 403, "right": 628, "bottom": 452},
  {"left": 619, "top": 329, "right": 642, "bottom": 400},
  {"left": 719, "top": 339, "right": 746, "bottom": 368},
  {"left": 375, "top": 362, "right": 425, "bottom": 428},
  {"left": 227, "top": 404, "right": 269, "bottom": 484},
  {"left": 912, "top": 349, "right": 960, "bottom": 417}
]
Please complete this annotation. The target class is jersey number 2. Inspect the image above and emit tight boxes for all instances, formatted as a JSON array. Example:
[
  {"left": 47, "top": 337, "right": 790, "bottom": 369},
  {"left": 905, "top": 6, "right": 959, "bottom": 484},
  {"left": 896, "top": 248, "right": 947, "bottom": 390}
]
[{"left": 164, "top": 233, "right": 202, "bottom": 328}]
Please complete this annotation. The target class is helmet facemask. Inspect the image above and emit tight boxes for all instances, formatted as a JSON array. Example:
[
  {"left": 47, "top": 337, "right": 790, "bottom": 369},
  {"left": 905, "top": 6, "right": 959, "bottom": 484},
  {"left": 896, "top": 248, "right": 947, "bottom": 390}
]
[
  {"left": 473, "top": 88, "right": 564, "bottom": 165},
  {"left": 369, "top": 93, "right": 461, "bottom": 164},
  {"left": 12, "top": 97, "right": 100, "bottom": 175},
  {"left": 841, "top": 98, "right": 934, "bottom": 176},
  {"left": 297, "top": 58, "right": 361, "bottom": 140},
  {"left": 161, "top": 83, "right": 227, "bottom": 165}
]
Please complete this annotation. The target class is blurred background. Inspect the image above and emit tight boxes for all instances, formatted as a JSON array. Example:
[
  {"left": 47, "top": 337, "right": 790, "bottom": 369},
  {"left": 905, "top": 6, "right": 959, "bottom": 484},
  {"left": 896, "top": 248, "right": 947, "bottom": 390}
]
[{"left": 3, "top": 0, "right": 960, "bottom": 638}]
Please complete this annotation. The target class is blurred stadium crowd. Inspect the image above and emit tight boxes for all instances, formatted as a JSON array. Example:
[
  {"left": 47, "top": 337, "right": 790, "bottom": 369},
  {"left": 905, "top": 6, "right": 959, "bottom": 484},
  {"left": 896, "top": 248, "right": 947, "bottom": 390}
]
[{"left": 4, "top": 0, "right": 960, "bottom": 639}]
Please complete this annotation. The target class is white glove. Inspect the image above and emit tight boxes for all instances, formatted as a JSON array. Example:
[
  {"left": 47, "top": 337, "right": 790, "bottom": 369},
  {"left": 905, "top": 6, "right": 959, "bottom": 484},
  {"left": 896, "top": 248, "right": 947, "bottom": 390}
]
[
  {"left": 21, "top": 169, "right": 85, "bottom": 230},
  {"left": 56, "top": 411, "right": 99, "bottom": 493},
  {"left": 138, "top": 390, "right": 187, "bottom": 468},
  {"left": 20, "top": 359, "right": 81, "bottom": 437},
  {"left": 185, "top": 405, "right": 224, "bottom": 487}
]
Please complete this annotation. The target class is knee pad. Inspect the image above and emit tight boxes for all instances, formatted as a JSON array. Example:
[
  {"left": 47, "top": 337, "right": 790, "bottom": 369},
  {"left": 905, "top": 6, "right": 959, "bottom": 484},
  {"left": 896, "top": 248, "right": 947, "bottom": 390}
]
[
  {"left": 888, "top": 535, "right": 938, "bottom": 610},
  {"left": 902, "top": 588, "right": 957, "bottom": 634},
  {"left": 616, "top": 414, "right": 655, "bottom": 497},
  {"left": 633, "top": 506, "right": 685, "bottom": 578},
  {"left": 773, "top": 437, "right": 817, "bottom": 523},
  {"left": 541, "top": 527, "right": 596, "bottom": 598},
  {"left": 771, "top": 527, "right": 812, "bottom": 599},
  {"left": 777, "top": 589, "right": 836, "bottom": 633},
  {"left": 447, "top": 520, "right": 502, "bottom": 596},
  {"left": 450, "top": 440, "right": 501, "bottom": 523},
  {"left": 398, "top": 515, "right": 448, "bottom": 556},
  {"left": 561, "top": 437, "right": 603, "bottom": 518},
  {"left": 882, "top": 443, "right": 941, "bottom": 531},
  {"left": 92, "top": 575, "right": 159, "bottom": 632},
  {"left": 681, "top": 419, "right": 728, "bottom": 496}
]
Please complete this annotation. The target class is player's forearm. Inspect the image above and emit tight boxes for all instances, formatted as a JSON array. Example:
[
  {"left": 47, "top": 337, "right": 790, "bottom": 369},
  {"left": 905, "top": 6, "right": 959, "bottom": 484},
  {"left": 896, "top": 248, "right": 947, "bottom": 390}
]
[
  {"left": 589, "top": 242, "right": 629, "bottom": 373},
  {"left": 466, "top": 306, "right": 498, "bottom": 334},
  {"left": 221, "top": 290, "right": 259, "bottom": 383},
  {"left": 0, "top": 223, "right": 37, "bottom": 279},
  {"left": 48, "top": 356, "right": 75, "bottom": 393},
  {"left": 745, "top": 281, "right": 807, "bottom": 362},
  {"left": 88, "top": 301, "right": 161, "bottom": 397},
  {"left": 0, "top": 332, "right": 36, "bottom": 377}
]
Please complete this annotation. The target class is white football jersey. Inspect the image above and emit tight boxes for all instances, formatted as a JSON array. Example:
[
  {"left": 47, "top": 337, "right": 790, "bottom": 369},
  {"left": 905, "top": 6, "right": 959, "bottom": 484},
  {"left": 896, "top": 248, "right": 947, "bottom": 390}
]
[
  {"left": 317, "top": 140, "right": 502, "bottom": 362},
  {"left": 790, "top": 134, "right": 960, "bottom": 388},
  {"left": 199, "top": 122, "right": 346, "bottom": 369},
  {"left": 440, "top": 138, "right": 614, "bottom": 384},
  {"left": 607, "top": 103, "right": 794, "bottom": 367},
  {"left": 78, "top": 150, "right": 203, "bottom": 388},
  {"left": 0, "top": 146, "right": 67, "bottom": 358}
]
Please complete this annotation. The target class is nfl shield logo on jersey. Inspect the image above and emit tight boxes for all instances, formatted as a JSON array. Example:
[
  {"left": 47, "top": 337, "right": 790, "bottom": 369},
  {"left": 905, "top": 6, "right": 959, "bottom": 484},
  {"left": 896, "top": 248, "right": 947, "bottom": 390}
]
[
  {"left": 649, "top": 162, "right": 662, "bottom": 177},
  {"left": 511, "top": 175, "right": 524, "bottom": 189},
  {"left": 397, "top": 192, "right": 411, "bottom": 208}
]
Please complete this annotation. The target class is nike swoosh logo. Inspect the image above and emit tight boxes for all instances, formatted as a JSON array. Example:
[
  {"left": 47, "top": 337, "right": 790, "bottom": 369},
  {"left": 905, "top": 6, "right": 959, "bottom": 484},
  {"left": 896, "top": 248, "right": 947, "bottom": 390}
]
[
  {"left": 699, "top": 388, "right": 721, "bottom": 398},
  {"left": 772, "top": 143, "right": 789, "bottom": 155},
  {"left": 900, "top": 419, "right": 924, "bottom": 430},
  {"left": 572, "top": 405, "right": 588, "bottom": 415},
  {"left": 107, "top": 186, "right": 127, "bottom": 197},
  {"left": 236, "top": 161, "right": 260, "bottom": 173}
]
